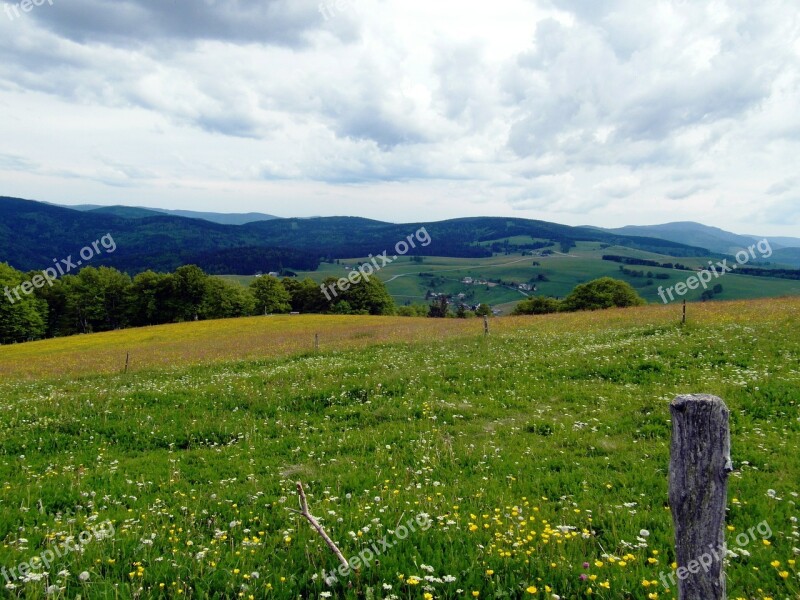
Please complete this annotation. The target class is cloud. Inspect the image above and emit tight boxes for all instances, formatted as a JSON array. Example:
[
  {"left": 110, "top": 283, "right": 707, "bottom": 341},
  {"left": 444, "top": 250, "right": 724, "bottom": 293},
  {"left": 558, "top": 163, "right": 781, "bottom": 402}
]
[
  {"left": 0, "top": 0, "right": 797, "bottom": 234},
  {"left": 25, "top": 0, "right": 358, "bottom": 47}
]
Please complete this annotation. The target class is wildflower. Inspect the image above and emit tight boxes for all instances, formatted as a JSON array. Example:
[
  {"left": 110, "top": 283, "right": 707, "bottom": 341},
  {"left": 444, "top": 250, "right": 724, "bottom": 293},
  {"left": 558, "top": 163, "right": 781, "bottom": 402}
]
[{"left": 526, "top": 585, "right": 538, "bottom": 593}]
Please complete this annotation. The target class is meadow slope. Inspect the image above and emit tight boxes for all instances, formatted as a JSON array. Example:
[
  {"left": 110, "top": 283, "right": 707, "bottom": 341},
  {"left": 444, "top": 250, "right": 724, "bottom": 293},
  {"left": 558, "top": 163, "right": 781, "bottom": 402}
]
[{"left": 0, "top": 299, "right": 798, "bottom": 599}]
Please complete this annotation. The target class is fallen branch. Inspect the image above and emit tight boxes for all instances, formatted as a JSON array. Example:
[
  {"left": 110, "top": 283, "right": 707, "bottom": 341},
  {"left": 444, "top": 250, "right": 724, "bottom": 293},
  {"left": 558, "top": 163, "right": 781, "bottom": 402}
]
[{"left": 288, "top": 482, "right": 348, "bottom": 569}]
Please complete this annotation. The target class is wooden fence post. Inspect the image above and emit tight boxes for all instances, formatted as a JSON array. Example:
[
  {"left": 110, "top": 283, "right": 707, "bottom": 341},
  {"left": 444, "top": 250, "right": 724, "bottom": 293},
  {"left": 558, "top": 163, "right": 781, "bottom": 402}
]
[
  {"left": 483, "top": 315, "right": 489, "bottom": 337},
  {"left": 314, "top": 333, "right": 319, "bottom": 352},
  {"left": 682, "top": 299, "right": 687, "bottom": 324},
  {"left": 669, "top": 394, "right": 732, "bottom": 600},
  {"left": 124, "top": 352, "right": 129, "bottom": 374}
]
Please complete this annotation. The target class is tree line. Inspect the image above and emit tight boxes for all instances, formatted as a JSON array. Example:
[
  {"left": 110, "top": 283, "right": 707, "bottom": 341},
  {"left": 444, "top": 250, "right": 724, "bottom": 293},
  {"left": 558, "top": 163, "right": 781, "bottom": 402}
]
[{"left": 0, "top": 263, "right": 396, "bottom": 344}]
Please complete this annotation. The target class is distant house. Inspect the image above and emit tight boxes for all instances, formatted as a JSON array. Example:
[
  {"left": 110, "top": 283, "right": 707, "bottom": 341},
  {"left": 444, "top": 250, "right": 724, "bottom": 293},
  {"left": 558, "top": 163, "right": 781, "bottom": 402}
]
[
  {"left": 462, "top": 277, "right": 474, "bottom": 284},
  {"left": 268, "top": 272, "right": 280, "bottom": 277}
]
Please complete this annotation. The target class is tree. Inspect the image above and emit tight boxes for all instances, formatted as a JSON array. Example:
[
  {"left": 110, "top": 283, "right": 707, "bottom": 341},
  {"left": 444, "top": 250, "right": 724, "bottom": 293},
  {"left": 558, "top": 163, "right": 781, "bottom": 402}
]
[
  {"left": 171, "top": 265, "right": 209, "bottom": 321},
  {"left": 396, "top": 304, "right": 428, "bottom": 317},
  {"left": 250, "top": 276, "right": 291, "bottom": 314},
  {"left": 61, "top": 269, "right": 107, "bottom": 334},
  {"left": 512, "top": 296, "right": 561, "bottom": 315},
  {"left": 428, "top": 296, "right": 449, "bottom": 318},
  {"left": 201, "top": 277, "right": 255, "bottom": 319},
  {"left": 127, "top": 270, "right": 169, "bottom": 327},
  {"left": 561, "top": 277, "right": 646, "bottom": 312},
  {"left": 475, "top": 303, "right": 492, "bottom": 317},
  {"left": 0, "top": 263, "right": 47, "bottom": 343},
  {"left": 338, "top": 277, "right": 395, "bottom": 315},
  {"left": 95, "top": 267, "right": 132, "bottom": 330},
  {"left": 290, "top": 278, "right": 330, "bottom": 313}
]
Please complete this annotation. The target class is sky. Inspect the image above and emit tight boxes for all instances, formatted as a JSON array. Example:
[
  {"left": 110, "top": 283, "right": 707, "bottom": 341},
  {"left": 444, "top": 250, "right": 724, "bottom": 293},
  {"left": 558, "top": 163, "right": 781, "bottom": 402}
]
[{"left": 0, "top": 0, "right": 798, "bottom": 235}]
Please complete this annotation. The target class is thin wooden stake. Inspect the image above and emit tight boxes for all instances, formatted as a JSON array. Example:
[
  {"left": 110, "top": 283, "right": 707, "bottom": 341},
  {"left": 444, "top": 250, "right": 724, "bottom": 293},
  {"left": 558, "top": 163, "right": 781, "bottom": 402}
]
[
  {"left": 483, "top": 315, "right": 489, "bottom": 336},
  {"left": 314, "top": 333, "right": 319, "bottom": 351},
  {"left": 682, "top": 299, "right": 687, "bottom": 324},
  {"left": 124, "top": 352, "right": 129, "bottom": 374}
]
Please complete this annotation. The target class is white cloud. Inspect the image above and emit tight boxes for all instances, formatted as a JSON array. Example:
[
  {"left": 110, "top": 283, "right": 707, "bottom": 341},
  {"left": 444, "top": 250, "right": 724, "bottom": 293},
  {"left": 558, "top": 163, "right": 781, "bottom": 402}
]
[{"left": 0, "top": 0, "right": 798, "bottom": 233}]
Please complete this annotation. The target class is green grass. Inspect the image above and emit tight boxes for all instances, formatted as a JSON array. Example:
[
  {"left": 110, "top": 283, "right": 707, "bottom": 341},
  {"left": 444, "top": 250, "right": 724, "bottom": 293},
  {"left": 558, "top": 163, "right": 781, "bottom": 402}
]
[
  {"left": 222, "top": 244, "right": 800, "bottom": 311},
  {"left": 0, "top": 300, "right": 798, "bottom": 599}
]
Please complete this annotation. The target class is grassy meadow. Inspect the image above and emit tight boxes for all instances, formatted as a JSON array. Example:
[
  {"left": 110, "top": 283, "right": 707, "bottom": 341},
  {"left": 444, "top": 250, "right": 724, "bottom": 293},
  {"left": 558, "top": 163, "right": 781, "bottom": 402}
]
[
  {"left": 0, "top": 299, "right": 798, "bottom": 599},
  {"left": 223, "top": 244, "right": 800, "bottom": 310}
]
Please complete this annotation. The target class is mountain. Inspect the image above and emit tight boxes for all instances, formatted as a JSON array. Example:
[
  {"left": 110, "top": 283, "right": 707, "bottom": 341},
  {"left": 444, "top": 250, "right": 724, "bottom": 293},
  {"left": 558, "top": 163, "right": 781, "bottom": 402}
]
[
  {"left": 772, "top": 248, "right": 800, "bottom": 268},
  {"left": 597, "top": 221, "right": 800, "bottom": 266},
  {"left": 600, "top": 222, "right": 759, "bottom": 255},
  {"left": 0, "top": 196, "right": 711, "bottom": 275},
  {"left": 755, "top": 236, "right": 800, "bottom": 249},
  {"left": 0, "top": 197, "right": 315, "bottom": 274},
  {"left": 60, "top": 203, "right": 281, "bottom": 225}
]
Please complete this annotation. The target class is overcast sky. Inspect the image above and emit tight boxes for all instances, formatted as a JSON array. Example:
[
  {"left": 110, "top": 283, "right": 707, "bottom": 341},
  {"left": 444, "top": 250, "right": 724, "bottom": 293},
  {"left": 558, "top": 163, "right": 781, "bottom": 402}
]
[{"left": 0, "top": 0, "right": 798, "bottom": 234}]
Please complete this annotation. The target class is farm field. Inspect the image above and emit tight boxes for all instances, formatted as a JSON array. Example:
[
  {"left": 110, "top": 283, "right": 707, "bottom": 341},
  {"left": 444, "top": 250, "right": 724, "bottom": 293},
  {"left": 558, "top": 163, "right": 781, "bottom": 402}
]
[
  {"left": 223, "top": 242, "right": 800, "bottom": 311},
  {"left": 0, "top": 299, "right": 798, "bottom": 599}
]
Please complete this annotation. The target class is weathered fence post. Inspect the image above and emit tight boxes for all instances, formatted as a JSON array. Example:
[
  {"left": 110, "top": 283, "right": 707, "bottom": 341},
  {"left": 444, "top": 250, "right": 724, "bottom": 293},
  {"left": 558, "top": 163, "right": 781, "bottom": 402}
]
[
  {"left": 124, "top": 351, "right": 129, "bottom": 374},
  {"left": 483, "top": 315, "right": 489, "bottom": 337},
  {"left": 314, "top": 333, "right": 319, "bottom": 352},
  {"left": 669, "top": 394, "right": 732, "bottom": 600},
  {"left": 682, "top": 299, "right": 687, "bottom": 324}
]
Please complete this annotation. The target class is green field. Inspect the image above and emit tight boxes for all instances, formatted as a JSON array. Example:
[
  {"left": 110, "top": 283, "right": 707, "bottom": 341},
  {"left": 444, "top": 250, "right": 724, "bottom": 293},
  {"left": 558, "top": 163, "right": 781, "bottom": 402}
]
[
  {"left": 0, "top": 300, "right": 798, "bottom": 598},
  {"left": 223, "top": 242, "right": 800, "bottom": 311}
]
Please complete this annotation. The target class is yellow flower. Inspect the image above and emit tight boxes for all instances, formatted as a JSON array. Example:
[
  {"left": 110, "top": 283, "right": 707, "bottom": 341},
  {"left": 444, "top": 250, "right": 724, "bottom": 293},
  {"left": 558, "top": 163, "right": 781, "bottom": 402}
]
[
  {"left": 778, "top": 571, "right": 789, "bottom": 579},
  {"left": 770, "top": 561, "right": 781, "bottom": 568},
  {"left": 472, "top": 592, "right": 480, "bottom": 598},
  {"left": 424, "top": 594, "right": 433, "bottom": 600},
  {"left": 526, "top": 586, "right": 537, "bottom": 594},
  {"left": 486, "top": 569, "right": 494, "bottom": 576}
]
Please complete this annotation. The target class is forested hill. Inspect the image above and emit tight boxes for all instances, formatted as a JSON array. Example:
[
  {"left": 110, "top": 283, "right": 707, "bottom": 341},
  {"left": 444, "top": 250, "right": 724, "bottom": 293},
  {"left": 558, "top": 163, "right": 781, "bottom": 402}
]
[{"left": 1, "top": 196, "right": 710, "bottom": 274}]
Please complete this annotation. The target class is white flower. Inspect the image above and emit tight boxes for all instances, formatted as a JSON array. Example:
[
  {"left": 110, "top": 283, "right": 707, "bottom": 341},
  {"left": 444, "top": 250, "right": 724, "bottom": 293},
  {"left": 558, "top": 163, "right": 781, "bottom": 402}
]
[
  {"left": 320, "top": 593, "right": 332, "bottom": 598},
  {"left": 639, "top": 529, "right": 650, "bottom": 538},
  {"left": 383, "top": 583, "right": 392, "bottom": 590},
  {"left": 250, "top": 572, "right": 259, "bottom": 579},
  {"left": 79, "top": 571, "right": 90, "bottom": 581}
]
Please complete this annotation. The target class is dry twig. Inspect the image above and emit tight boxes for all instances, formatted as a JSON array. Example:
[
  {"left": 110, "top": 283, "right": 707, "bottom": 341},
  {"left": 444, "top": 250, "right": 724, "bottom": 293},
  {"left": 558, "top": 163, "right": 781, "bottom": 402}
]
[{"left": 288, "top": 482, "right": 348, "bottom": 569}]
